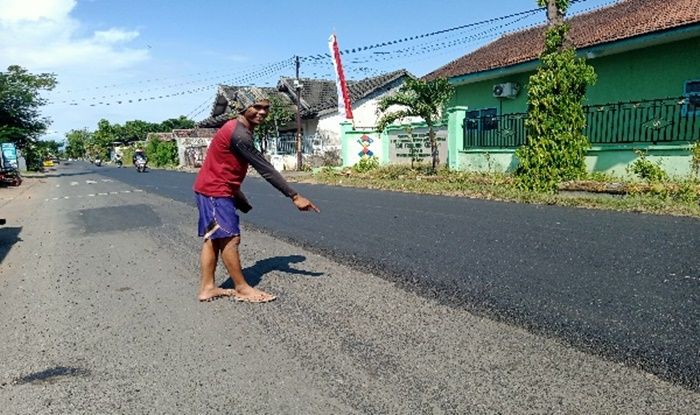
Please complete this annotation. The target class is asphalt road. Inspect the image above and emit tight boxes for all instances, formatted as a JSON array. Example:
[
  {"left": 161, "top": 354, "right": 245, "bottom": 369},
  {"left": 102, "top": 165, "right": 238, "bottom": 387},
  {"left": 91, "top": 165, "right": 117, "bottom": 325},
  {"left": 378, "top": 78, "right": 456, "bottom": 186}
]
[
  {"left": 96, "top": 162, "right": 700, "bottom": 389},
  {"left": 0, "top": 161, "right": 698, "bottom": 414}
]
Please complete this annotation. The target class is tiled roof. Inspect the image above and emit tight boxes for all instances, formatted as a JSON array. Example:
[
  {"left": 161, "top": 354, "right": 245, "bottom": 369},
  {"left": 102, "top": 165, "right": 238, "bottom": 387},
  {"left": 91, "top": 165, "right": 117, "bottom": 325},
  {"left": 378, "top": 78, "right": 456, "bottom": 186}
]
[
  {"left": 278, "top": 69, "right": 413, "bottom": 115},
  {"left": 171, "top": 128, "right": 218, "bottom": 138},
  {"left": 198, "top": 86, "right": 295, "bottom": 128},
  {"left": 424, "top": 0, "right": 700, "bottom": 81},
  {"left": 198, "top": 70, "right": 413, "bottom": 128},
  {"left": 146, "top": 132, "right": 173, "bottom": 141}
]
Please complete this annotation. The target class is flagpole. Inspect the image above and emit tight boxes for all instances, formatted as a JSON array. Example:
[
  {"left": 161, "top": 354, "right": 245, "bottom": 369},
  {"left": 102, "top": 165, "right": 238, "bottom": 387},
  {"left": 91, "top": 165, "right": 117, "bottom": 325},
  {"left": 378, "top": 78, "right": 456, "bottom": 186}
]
[
  {"left": 295, "top": 55, "right": 303, "bottom": 171},
  {"left": 329, "top": 33, "right": 354, "bottom": 129}
]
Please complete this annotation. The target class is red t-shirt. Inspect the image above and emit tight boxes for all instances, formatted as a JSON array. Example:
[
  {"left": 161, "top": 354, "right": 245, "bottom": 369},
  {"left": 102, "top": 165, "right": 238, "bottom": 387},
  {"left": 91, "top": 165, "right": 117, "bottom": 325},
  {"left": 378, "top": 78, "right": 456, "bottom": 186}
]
[{"left": 193, "top": 119, "right": 297, "bottom": 198}]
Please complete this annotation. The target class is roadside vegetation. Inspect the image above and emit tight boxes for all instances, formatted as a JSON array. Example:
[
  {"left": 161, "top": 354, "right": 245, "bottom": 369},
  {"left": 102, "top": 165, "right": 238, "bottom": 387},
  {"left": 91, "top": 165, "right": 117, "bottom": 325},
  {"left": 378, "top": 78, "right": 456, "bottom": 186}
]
[{"left": 305, "top": 162, "right": 700, "bottom": 218}]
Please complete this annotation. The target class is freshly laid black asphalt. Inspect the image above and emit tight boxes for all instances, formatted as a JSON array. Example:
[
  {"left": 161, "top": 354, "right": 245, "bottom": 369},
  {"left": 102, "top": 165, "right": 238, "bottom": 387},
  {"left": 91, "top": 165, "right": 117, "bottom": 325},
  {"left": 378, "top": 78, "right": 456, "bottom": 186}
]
[{"left": 97, "top": 164, "right": 699, "bottom": 389}]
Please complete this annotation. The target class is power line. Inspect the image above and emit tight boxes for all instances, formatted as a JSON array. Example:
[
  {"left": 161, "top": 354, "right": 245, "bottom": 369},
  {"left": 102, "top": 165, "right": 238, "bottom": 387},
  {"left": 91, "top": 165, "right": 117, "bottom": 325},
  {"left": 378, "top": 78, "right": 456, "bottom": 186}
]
[
  {"left": 46, "top": 58, "right": 295, "bottom": 107},
  {"left": 45, "top": 0, "right": 607, "bottom": 108},
  {"left": 45, "top": 61, "right": 282, "bottom": 95}
]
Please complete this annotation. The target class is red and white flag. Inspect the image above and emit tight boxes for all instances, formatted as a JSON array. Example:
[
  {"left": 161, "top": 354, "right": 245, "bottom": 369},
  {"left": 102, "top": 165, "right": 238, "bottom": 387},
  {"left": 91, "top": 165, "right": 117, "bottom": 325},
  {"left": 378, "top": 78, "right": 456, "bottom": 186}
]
[{"left": 328, "top": 33, "right": 354, "bottom": 121}]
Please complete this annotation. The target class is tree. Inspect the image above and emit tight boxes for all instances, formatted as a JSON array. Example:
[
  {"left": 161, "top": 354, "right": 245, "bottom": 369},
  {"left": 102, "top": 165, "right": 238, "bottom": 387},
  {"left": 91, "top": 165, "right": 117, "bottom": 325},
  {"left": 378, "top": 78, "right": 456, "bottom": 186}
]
[
  {"left": 0, "top": 65, "right": 57, "bottom": 148},
  {"left": 376, "top": 77, "right": 454, "bottom": 172},
  {"left": 256, "top": 95, "right": 294, "bottom": 153},
  {"left": 515, "top": 0, "right": 597, "bottom": 192},
  {"left": 90, "top": 119, "right": 120, "bottom": 159},
  {"left": 65, "top": 128, "right": 92, "bottom": 159},
  {"left": 159, "top": 116, "right": 196, "bottom": 131},
  {"left": 121, "top": 120, "right": 155, "bottom": 143},
  {"left": 145, "top": 136, "right": 178, "bottom": 167}
]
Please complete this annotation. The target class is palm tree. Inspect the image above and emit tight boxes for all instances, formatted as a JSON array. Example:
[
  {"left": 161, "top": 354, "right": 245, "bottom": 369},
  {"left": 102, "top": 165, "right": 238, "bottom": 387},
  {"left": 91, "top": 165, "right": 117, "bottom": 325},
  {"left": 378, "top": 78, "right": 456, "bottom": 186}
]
[{"left": 376, "top": 77, "right": 454, "bottom": 172}]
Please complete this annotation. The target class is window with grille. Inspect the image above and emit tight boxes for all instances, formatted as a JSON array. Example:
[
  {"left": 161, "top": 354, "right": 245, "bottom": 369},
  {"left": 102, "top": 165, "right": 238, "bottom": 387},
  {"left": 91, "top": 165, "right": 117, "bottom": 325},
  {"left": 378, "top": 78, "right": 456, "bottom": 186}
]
[
  {"left": 465, "top": 108, "right": 498, "bottom": 131},
  {"left": 683, "top": 80, "right": 700, "bottom": 116}
]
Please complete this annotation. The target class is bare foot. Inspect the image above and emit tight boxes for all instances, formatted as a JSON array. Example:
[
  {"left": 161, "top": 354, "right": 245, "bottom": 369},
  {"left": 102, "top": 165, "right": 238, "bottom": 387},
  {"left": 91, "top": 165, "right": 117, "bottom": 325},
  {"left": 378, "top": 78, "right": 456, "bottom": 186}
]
[
  {"left": 197, "top": 287, "right": 237, "bottom": 302},
  {"left": 233, "top": 285, "right": 277, "bottom": 303}
]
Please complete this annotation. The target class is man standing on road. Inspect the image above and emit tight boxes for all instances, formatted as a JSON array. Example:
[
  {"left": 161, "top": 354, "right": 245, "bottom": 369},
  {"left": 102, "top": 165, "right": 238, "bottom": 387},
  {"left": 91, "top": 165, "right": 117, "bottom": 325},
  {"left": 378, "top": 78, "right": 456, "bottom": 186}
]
[{"left": 193, "top": 96, "right": 319, "bottom": 303}]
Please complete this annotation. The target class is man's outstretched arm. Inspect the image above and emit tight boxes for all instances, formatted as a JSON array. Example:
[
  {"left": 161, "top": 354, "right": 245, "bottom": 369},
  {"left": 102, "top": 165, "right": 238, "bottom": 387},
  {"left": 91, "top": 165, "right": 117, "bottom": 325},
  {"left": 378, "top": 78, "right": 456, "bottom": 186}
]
[{"left": 232, "top": 138, "right": 320, "bottom": 212}]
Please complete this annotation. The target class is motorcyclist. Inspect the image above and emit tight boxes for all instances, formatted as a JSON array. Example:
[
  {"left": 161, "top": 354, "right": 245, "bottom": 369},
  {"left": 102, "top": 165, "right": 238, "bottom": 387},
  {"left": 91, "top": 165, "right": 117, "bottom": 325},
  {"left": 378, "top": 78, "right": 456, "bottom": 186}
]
[
  {"left": 132, "top": 149, "right": 148, "bottom": 166},
  {"left": 115, "top": 153, "right": 123, "bottom": 167}
]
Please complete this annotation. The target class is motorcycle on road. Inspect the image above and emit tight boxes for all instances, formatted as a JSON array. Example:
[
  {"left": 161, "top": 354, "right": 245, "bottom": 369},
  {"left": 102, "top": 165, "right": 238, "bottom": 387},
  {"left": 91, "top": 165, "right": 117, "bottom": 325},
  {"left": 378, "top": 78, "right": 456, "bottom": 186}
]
[{"left": 135, "top": 158, "right": 147, "bottom": 173}]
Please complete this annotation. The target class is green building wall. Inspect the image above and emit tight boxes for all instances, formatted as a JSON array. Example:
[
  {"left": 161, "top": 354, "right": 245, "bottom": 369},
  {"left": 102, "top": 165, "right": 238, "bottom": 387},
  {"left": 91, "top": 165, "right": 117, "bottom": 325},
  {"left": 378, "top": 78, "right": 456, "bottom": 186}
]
[
  {"left": 452, "top": 36, "right": 700, "bottom": 114},
  {"left": 446, "top": 32, "right": 700, "bottom": 178}
]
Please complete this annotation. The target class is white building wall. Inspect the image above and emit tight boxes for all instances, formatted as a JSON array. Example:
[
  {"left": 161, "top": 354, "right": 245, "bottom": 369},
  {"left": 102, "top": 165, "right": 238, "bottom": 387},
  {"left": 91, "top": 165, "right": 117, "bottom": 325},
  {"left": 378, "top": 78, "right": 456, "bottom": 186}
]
[
  {"left": 314, "top": 81, "right": 424, "bottom": 152},
  {"left": 315, "top": 95, "right": 393, "bottom": 150}
]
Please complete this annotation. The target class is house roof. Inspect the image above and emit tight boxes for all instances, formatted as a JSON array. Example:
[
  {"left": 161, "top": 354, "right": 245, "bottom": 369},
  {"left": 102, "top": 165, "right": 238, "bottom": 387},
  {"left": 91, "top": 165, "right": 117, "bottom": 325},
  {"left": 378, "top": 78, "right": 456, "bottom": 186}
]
[
  {"left": 278, "top": 69, "right": 413, "bottom": 115},
  {"left": 424, "top": 0, "right": 700, "bottom": 81},
  {"left": 198, "top": 86, "right": 296, "bottom": 128},
  {"left": 171, "top": 128, "right": 218, "bottom": 138},
  {"left": 198, "top": 69, "right": 413, "bottom": 128}
]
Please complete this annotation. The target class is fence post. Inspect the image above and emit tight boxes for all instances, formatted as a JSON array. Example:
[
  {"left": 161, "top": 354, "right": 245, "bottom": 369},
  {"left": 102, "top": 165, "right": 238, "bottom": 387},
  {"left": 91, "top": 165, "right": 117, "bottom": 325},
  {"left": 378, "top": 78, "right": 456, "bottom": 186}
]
[
  {"left": 340, "top": 121, "right": 354, "bottom": 167},
  {"left": 447, "top": 106, "right": 469, "bottom": 170}
]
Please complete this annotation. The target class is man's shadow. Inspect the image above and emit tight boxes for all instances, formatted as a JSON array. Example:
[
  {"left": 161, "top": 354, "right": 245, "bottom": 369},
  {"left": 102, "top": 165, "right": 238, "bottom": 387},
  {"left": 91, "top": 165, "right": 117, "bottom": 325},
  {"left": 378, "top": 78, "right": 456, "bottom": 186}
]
[{"left": 220, "top": 255, "right": 325, "bottom": 288}]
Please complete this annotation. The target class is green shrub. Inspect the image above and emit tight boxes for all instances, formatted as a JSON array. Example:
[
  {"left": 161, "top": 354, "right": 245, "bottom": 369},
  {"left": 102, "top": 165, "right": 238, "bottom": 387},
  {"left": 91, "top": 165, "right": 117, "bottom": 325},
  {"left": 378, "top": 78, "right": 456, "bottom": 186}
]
[
  {"left": 352, "top": 156, "right": 380, "bottom": 173},
  {"left": 691, "top": 140, "right": 700, "bottom": 177},
  {"left": 145, "top": 138, "right": 178, "bottom": 167},
  {"left": 628, "top": 150, "right": 668, "bottom": 183}
]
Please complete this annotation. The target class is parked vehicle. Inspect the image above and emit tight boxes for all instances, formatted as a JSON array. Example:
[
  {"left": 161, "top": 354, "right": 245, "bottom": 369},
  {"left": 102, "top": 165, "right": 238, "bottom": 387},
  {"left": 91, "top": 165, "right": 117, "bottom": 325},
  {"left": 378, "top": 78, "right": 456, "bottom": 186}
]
[{"left": 0, "top": 167, "right": 22, "bottom": 186}]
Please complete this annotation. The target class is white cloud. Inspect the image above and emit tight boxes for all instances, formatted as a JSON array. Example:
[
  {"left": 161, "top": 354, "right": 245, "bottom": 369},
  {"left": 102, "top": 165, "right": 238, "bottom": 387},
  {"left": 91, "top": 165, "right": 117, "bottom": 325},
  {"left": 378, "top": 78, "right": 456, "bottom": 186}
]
[
  {"left": 0, "top": 0, "right": 149, "bottom": 71},
  {"left": 0, "top": 0, "right": 75, "bottom": 22},
  {"left": 93, "top": 28, "right": 140, "bottom": 44}
]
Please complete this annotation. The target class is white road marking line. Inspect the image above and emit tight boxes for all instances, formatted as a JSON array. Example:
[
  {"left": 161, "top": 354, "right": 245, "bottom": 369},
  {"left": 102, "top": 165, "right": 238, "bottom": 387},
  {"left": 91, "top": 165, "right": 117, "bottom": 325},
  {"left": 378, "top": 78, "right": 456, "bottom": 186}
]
[
  {"left": 109, "top": 191, "right": 119, "bottom": 195},
  {"left": 98, "top": 192, "right": 108, "bottom": 196},
  {"left": 64, "top": 196, "right": 70, "bottom": 199},
  {"left": 134, "top": 189, "right": 143, "bottom": 192},
  {"left": 122, "top": 190, "right": 131, "bottom": 193},
  {"left": 102, "top": 179, "right": 113, "bottom": 182},
  {"left": 55, "top": 184, "right": 60, "bottom": 187},
  {"left": 88, "top": 194, "right": 95, "bottom": 197},
  {"left": 86, "top": 180, "right": 97, "bottom": 184},
  {"left": 52, "top": 197, "right": 59, "bottom": 200},
  {"left": 70, "top": 182, "right": 79, "bottom": 186}
]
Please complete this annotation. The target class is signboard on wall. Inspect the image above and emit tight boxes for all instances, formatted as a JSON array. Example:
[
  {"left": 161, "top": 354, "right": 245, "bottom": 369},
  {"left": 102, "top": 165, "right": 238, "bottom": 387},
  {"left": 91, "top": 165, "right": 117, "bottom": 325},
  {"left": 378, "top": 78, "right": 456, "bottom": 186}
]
[
  {"left": 387, "top": 127, "right": 447, "bottom": 164},
  {"left": 1, "top": 142, "right": 18, "bottom": 169}
]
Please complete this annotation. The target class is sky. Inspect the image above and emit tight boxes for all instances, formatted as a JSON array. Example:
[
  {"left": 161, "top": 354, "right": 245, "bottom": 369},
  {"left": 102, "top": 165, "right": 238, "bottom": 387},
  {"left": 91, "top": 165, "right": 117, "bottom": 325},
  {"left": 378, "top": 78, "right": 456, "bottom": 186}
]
[{"left": 0, "top": 0, "right": 618, "bottom": 142}]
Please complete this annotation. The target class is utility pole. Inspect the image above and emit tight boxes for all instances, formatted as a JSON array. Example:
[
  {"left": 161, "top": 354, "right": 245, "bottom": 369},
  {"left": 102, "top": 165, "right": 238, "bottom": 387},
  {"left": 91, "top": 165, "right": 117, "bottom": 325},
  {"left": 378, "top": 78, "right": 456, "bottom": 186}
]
[{"left": 294, "top": 56, "right": 303, "bottom": 171}]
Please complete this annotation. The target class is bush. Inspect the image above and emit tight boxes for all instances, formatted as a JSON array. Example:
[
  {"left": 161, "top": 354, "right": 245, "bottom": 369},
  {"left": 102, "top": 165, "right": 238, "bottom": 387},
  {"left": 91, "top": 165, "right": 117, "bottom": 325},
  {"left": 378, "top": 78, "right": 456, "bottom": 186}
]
[
  {"left": 691, "top": 140, "right": 700, "bottom": 178},
  {"left": 628, "top": 150, "right": 668, "bottom": 183},
  {"left": 352, "top": 156, "right": 379, "bottom": 173},
  {"left": 145, "top": 138, "right": 178, "bottom": 167}
]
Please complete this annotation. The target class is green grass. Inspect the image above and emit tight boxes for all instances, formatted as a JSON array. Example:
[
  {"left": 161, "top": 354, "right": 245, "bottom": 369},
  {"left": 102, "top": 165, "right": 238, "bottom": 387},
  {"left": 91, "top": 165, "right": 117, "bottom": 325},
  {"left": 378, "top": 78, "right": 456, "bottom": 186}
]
[{"left": 294, "top": 164, "right": 700, "bottom": 218}]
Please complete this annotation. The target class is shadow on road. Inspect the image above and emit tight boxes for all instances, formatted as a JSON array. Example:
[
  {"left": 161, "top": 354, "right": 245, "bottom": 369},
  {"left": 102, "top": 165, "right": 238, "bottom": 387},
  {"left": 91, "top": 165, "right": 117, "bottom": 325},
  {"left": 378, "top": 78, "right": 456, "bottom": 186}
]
[
  {"left": 221, "top": 254, "right": 325, "bottom": 288},
  {"left": 13, "top": 366, "right": 90, "bottom": 385},
  {"left": 0, "top": 226, "right": 22, "bottom": 263},
  {"left": 24, "top": 170, "right": 95, "bottom": 179}
]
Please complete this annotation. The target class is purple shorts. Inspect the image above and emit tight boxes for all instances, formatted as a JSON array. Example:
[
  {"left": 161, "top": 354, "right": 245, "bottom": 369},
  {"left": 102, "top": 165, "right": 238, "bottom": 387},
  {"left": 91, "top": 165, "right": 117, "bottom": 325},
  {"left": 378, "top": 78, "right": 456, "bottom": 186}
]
[{"left": 195, "top": 193, "right": 240, "bottom": 240}]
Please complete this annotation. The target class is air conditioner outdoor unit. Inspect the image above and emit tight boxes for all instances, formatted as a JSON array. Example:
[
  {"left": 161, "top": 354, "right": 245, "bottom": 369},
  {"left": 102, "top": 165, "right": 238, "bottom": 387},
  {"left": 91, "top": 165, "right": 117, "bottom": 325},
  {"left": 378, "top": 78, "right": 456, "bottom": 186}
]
[{"left": 492, "top": 82, "right": 520, "bottom": 99}]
